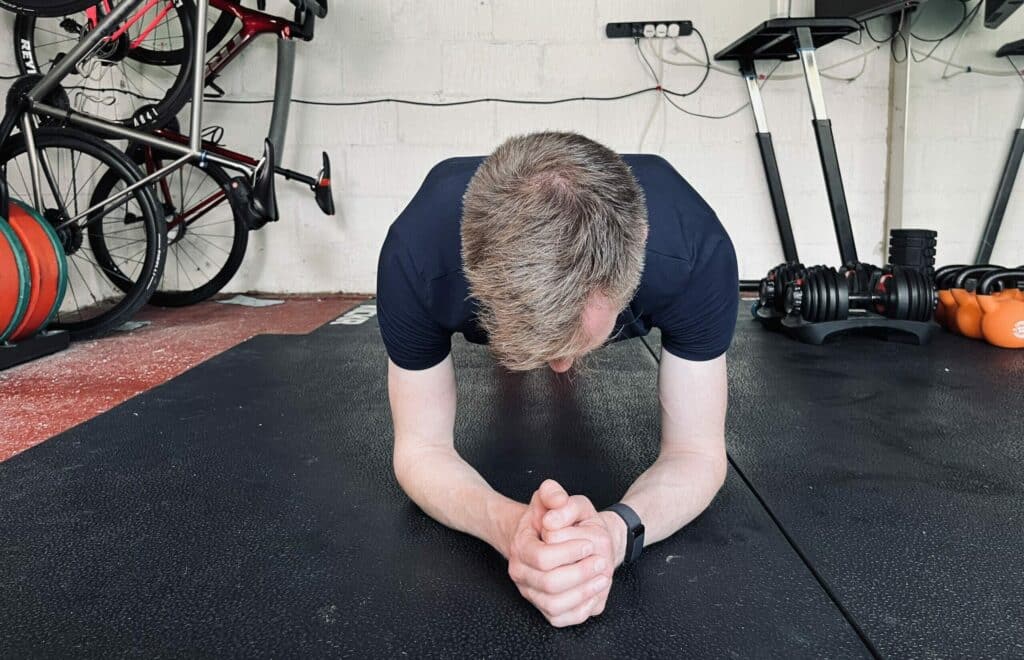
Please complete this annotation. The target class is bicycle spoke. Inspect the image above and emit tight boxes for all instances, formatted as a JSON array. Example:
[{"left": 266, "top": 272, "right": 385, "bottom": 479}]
[{"left": 186, "top": 233, "right": 232, "bottom": 255}]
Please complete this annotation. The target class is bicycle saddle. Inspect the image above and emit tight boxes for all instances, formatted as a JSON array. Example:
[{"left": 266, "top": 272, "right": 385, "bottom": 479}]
[{"left": 249, "top": 138, "right": 279, "bottom": 224}]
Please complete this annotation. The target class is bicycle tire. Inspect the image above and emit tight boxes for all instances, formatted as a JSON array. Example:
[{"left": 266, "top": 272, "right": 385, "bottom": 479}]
[
  {"left": 133, "top": 0, "right": 241, "bottom": 66},
  {"left": 92, "top": 149, "right": 248, "bottom": 307},
  {"left": 0, "top": 127, "right": 166, "bottom": 340},
  {"left": 13, "top": 4, "right": 196, "bottom": 131},
  {"left": 0, "top": 0, "right": 96, "bottom": 16}
]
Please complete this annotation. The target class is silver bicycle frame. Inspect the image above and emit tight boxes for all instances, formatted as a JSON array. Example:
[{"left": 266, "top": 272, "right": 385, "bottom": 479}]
[{"left": 19, "top": 0, "right": 257, "bottom": 226}]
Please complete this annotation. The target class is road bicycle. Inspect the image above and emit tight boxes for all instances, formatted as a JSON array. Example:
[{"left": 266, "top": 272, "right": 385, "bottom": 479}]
[
  {"left": 0, "top": 0, "right": 332, "bottom": 336},
  {"left": 11, "top": 1, "right": 322, "bottom": 131}
]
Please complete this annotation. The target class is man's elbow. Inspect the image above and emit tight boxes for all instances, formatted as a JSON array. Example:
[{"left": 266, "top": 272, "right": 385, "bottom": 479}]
[
  {"left": 702, "top": 446, "right": 728, "bottom": 494},
  {"left": 710, "top": 454, "right": 728, "bottom": 493},
  {"left": 392, "top": 440, "right": 446, "bottom": 494},
  {"left": 392, "top": 442, "right": 416, "bottom": 493}
]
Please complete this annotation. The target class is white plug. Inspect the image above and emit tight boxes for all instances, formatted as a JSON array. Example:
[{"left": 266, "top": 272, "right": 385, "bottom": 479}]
[
  {"left": 655, "top": 23, "right": 668, "bottom": 38},
  {"left": 643, "top": 23, "right": 656, "bottom": 38},
  {"left": 667, "top": 22, "right": 681, "bottom": 38}
]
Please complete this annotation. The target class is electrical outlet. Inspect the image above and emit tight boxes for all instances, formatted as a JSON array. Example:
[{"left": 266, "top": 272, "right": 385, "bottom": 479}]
[{"left": 605, "top": 20, "right": 693, "bottom": 39}]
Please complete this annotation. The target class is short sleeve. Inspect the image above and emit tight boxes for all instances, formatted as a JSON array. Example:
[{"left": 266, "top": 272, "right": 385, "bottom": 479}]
[
  {"left": 658, "top": 234, "right": 739, "bottom": 362},
  {"left": 376, "top": 229, "right": 452, "bottom": 370}
]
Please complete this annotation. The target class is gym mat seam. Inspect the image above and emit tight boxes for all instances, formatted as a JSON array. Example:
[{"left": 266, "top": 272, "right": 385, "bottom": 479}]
[{"left": 637, "top": 333, "right": 884, "bottom": 660}]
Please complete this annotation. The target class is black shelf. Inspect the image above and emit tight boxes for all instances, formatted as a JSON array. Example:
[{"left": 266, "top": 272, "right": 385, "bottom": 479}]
[{"left": 715, "top": 18, "right": 860, "bottom": 62}]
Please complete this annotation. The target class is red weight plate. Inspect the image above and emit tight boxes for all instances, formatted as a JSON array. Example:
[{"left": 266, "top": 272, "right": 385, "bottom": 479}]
[
  {"left": 0, "top": 220, "right": 31, "bottom": 341},
  {"left": 8, "top": 201, "right": 61, "bottom": 342}
]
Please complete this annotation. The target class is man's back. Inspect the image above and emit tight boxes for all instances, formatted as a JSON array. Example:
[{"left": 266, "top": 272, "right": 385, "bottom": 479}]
[{"left": 378, "top": 154, "right": 738, "bottom": 371}]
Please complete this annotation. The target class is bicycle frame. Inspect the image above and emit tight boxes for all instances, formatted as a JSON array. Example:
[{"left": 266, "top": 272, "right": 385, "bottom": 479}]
[
  {"left": 85, "top": 0, "right": 297, "bottom": 83},
  {"left": 2, "top": 0, "right": 250, "bottom": 227},
  {"left": 205, "top": 0, "right": 297, "bottom": 81},
  {"left": 88, "top": 0, "right": 176, "bottom": 51},
  {"left": 145, "top": 129, "right": 314, "bottom": 234}
]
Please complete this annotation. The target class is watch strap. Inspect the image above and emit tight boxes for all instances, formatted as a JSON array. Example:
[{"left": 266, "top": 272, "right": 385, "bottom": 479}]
[{"left": 604, "top": 502, "right": 645, "bottom": 564}]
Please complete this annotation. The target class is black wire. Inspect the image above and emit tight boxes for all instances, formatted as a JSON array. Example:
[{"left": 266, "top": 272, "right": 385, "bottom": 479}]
[
  {"left": 632, "top": 33, "right": 710, "bottom": 101},
  {"left": 863, "top": 15, "right": 900, "bottom": 43},
  {"left": 635, "top": 37, "right": 659, "bottom": 85},
  {"left": 662, "top": 60, "right": 781, "bottom": 121},
  {"left": 204, "top": 87, "right": 664, "bottom": 107},
  {"left": 663, "top": 27, "right": 711, "bottom": 98},
  {"left": 841, "top": 30, "right": 864, "bottom": 46},
  {"left": 892, "top": 27, "right": 909, "bottom": 63},
  {"left": 1008, "top": 55, "right": 1024, "bottom": 84},
  {"left": 910, "top": 0, "right": 973, "bottom": 42},
  {"left": 208, "top": 37, "right": 710, "bottom": 110},
  {"left": 910, "top": 0, "right": 980, "bottom": 64}
]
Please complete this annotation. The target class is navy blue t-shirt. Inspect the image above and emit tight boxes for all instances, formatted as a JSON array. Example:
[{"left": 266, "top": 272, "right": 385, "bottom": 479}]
[{"left": 377, "top": 154, "right": 738, "bottom": 371}]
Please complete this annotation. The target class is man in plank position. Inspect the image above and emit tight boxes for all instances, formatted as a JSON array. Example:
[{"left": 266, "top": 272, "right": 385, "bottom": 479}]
[{"left": 377, "top": 132, "right": 738, "bottom": 627}]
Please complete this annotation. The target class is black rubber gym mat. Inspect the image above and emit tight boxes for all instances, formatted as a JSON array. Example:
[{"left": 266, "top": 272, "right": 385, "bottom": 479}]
[
  {"left": 0, "top": 315, "right": 868, "bottom": 657},
  {"left": 644, "top": 314, "right": 1024, "bottom": 657}
]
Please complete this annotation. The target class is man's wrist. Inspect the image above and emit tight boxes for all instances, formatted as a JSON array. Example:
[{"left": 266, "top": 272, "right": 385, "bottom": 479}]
[
  {"left": 491, "top": 499, "right": 527, "bottom": 558},
  {"left": 599, "top": 510, "right": 629, "bottom": 567}
]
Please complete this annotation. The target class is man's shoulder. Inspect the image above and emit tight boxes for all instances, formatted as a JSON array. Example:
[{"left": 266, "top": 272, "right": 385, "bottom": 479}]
[
  {"left": 385, "top": 156, "right": 484, "bottom": 275},
  {"left": 626, "top": 155, "right": 723, "bottom": 263}
]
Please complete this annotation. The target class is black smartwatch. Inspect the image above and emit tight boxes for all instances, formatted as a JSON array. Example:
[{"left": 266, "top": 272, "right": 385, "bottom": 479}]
[{"left": 604, "top": 503, "right": 645, "bottom": 565}]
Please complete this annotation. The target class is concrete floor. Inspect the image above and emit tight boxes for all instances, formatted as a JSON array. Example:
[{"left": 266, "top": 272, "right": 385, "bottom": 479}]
[{"left": 0, "top": 294, "right": 369, "bottom": 461}]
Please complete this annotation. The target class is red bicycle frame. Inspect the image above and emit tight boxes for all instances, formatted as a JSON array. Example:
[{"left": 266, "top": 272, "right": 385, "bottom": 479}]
[
  {"left": 146, "top": 131, "right": 257, "bottom": 233},
  {"left": 87, "top": 0, "right": 174, "bottom": 50},
  {"left": 86, "top": 0, "right": 295, "bottom": 83},
  {"left": 88, "top": 0, "right": 330, "bottom": 231},
  {"left": 203, "top": 0, "right": 295, "bottom": 81}
]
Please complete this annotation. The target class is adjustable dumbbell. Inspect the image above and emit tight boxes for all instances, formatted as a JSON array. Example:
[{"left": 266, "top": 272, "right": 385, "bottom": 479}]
[
  {"left": 786, "top": 265, "right": 935, "bottom": 323},
  {"left": 758, "top": 261, "right": 806, "bottom": 315}
]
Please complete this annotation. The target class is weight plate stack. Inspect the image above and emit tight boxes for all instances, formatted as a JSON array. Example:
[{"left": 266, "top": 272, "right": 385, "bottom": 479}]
[
  {"left": 888, "top": 229, "right": 937, "bottom": 279},
  {"left": 805, "top": 266, "right": 850, "bottom": 322},
  {"left": 877, "top": 266, "right": 935, "bottom": 322},
  {"left": 0, "top": 217, "right": 31, "bottom": 343},
  {"left": 6, "top": 199, "right": 68, "bottom": 342},
  {"left": 785, "top": 266, "right": 849, "bottom": 323}
]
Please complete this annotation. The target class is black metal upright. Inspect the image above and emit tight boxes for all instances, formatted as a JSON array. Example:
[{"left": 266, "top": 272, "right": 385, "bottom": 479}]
[
  {"left": 974, "top": 36, "right": 1024, "bottom": 264},
  {"left": 740, "top": 60, "right": 799, "bottom": 263},
  {"left": 975, "top": 126, "right": 1024, "bottom": 263},
  {"left": 795, "top": 27, "right": 859, "bottom": 266},
  {"left": 716, "top": 18, "right": 862, "bottom": 267},
  {"left": 974, "top": 126, "right": 1024, "bottom": 261}
]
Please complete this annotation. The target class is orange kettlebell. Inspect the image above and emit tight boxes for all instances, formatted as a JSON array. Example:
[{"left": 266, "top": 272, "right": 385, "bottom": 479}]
[
  {"left": 949, "top": 265, "right": 1003, "bottom": 337},
  {"left": 977, "top": 269, "right": 1024, "bottom": 348},
  {"left": 933, "top": 264, "right": 968, "bottom": 328}
]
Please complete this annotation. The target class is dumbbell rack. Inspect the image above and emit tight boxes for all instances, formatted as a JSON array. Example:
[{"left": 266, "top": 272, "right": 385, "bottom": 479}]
[
  {"left": 756, "top": 273, "right": 936, "bottom": 345},
  {"left": 1, "top": 330, "right": 69, "bottom": 371},
  {"left": 779, "top": 311, "right": 934, "bottom": 345},
  {"left": 717, "top": 19, "right": 937, "bottom": 346}
]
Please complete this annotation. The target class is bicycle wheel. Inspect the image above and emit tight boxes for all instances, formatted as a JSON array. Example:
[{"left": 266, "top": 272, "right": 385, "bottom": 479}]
[
  {"left": 92, "top": 147, "right": 248, "bottom": 307},
  {"left": 133, "top": 0, "right": 242, "bottom": 65},
  {"left": 0, "top": 0, "right": 95, "bottom": 16},
  {"left": 13, "top": 2, "right": 195, "bottom": 131},
  {"left": 0, "top": 127, "right": 166, "bottom": 339}
]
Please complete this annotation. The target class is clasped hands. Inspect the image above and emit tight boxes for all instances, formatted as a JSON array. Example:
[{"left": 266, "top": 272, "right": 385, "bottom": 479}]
[{"left": 506, "top": 479, "right": 627, "bottom": 627}]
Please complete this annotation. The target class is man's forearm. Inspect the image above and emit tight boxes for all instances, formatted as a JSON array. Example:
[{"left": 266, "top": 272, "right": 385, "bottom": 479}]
[
  {"left": 619, "top": 447, "right": 727, "bottom": 549},
  {"left": 393, "top": 443, "right": 525, "bottom": 557}
]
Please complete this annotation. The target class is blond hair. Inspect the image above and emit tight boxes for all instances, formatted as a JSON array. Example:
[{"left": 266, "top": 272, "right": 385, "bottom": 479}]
[{"left": 461, "top": 132, "right": 648, "bottom": 371}]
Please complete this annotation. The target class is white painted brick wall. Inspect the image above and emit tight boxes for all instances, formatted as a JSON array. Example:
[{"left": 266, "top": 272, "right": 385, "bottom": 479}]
[
  {"left": 0, "top": 0, "right": 928, "bottom": 293},
  {"left": 905, "top": 1, "right": 1024, "bottom": 266}
]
